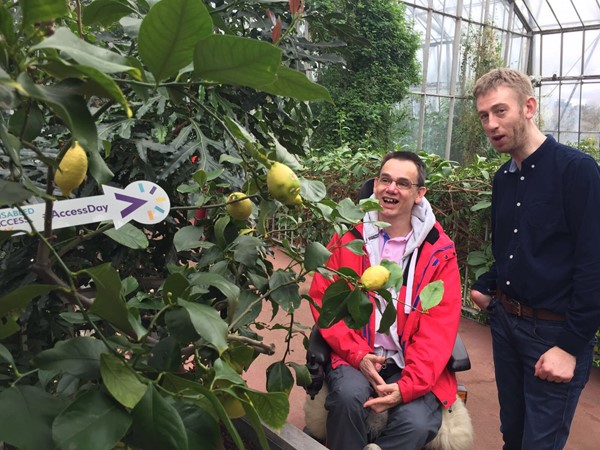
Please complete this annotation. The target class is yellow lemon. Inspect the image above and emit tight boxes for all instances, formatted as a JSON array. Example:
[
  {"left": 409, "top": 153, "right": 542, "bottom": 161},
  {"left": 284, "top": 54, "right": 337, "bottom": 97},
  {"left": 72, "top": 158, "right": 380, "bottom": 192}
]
[
  {"left": 361, "top": 265, "right": 390, "bottom": 290},
  {"left": 266, "top": 162, "right": 301, "bottom": 205},
  {"left": 54, "top": 141, "right": 88, "bottom": 197},
  {"left": 219, "top": 393, "right": 246, "bottom": 419},
  {"left": 226, "top": 192, "right": 253, "bottom": 220}
]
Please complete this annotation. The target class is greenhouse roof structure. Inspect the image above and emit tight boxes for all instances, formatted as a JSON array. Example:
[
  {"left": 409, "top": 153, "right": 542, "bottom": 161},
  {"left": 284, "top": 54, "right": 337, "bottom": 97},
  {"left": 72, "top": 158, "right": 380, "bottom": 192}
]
[{"left": 400, "top": 0, "right": 600, "bottom": 160}]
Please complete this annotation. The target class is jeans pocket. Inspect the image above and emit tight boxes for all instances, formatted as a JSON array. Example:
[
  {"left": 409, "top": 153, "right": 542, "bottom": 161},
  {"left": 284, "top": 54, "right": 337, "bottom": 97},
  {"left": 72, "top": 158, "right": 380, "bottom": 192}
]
[{"left": 532, "top": 320, "right": 563, "bottom": 345}]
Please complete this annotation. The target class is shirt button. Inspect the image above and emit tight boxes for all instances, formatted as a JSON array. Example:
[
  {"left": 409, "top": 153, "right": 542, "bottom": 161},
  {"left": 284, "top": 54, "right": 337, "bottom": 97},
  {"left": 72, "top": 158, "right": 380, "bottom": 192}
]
[
  {"left": 516, "top": 202, "right": 521, "bottom": 207},
  {"left": 506, "top": 281, "right": 511, "bottom": 285},
  {"left": 509, "top": 255, "right": 514, "bottom": 259},
  {"left": 531, "top": 164, "right": 535, "bottom": 168},
  {"left": 514, "top": 229, "right": 518, "bottom": 233},
  {"left": 520, "top": 176, "right": 525, "bottom": 181}
]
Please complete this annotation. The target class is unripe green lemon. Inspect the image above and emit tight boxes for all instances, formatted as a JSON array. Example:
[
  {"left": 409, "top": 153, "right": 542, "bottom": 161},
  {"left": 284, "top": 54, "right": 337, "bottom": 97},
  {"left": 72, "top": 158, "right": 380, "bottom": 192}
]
[
  {"left": 54, "top": 141, "right": 88, "bottom": 197},
  {"left": 361, "top": 265, "right": 390, "bottom": 290},
  {"left": 219, "top": 393, "right": 246, "bottom": 419},
  {"left": 266, "top": 162, "right": 301, "bottom": 205},
  {"left": 226, "top": 192, "right": 253, "bottom": 220}
]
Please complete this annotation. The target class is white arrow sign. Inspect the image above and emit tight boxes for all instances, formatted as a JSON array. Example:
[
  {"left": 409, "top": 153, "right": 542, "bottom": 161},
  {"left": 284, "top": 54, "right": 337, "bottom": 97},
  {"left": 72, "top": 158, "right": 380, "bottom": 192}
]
[{"left": 0, "top": 181, "right": 170, "bottom": 233}]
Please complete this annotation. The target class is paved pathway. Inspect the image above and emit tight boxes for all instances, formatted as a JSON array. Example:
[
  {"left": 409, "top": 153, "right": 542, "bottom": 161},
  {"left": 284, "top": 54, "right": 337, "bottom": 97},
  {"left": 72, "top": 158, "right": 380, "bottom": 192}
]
[{"left": 244, "top": 248, "right": 600, "bottom": 449}]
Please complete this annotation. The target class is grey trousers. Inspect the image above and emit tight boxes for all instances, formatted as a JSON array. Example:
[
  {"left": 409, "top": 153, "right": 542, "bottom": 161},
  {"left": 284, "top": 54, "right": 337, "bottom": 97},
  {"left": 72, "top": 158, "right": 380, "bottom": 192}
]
[{"left": 325, "top": 364, "right": 442, "bottom": 450}]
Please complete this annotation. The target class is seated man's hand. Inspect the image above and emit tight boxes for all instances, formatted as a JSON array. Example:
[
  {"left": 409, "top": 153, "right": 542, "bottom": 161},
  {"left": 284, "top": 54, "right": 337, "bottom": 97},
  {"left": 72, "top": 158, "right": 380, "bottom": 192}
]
[
  {"left": 359, "top": 353, "right": 386, "bottom": 389},
  {"left": 363, "top": 382, "right": 402, "bottom": 413}
]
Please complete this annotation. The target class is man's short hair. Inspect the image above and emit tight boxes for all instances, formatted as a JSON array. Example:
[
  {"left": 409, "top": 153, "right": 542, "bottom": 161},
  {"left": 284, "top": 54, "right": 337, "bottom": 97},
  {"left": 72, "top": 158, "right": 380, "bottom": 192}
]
[
  {"left": 378, "top": 151, "right": 426, "bottom": 187},
  {"left": 473, "top": 68, "right": 534, "bottom": 105}
]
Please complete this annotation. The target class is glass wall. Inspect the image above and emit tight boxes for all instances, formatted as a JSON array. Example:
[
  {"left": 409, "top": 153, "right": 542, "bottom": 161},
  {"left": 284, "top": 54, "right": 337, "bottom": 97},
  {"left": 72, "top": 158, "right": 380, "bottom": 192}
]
[{"left": 400, "top": 0, "right": 600, "bottom": 160}]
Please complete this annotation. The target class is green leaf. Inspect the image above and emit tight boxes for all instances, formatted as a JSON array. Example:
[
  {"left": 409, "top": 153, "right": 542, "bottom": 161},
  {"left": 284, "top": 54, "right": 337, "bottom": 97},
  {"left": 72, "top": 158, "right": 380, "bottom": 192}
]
[
  {"left": 188, "top": 271, "right": 240, "bottom": 300},
  {"left": 177, "top": 299, "right": 228, "bottom": 354},
  {"left": 299, "top": 178, "right": 327, "bottom": 202},
  {"left": 420, "top": 280, "right": 444, "bottom": 311},
  {"left": 162, "top": 272, "right": 190, "bottom": 305},
  {"left": 139, "top": 0, "right": 213, "bottom": 82},
  {"left": 304, "top": 241, "right": 331, "bottom": 271},
  {"left": 103, "top": 223, "right": 149, "bottom": 249},
  {"left": 86, "top": 264, "right": 136, "bottom": 336},
  {"left": 471, "top": 201, "right": 491, "bottom": 211},
  {"left": 83, "top": 0, "right": 138, "bottom": 27},
  {"left": 346, "top": 288, "right": 372, "bottom": 330},
  {"left": 130, "top": 384, "right": 188, "bottom": 450},
  {"left": 232, "top": 235, "right": 263, "bottom": 267},
  {"left": 380, "top": 259, "right": 403, "bottom": 291},
  {"left": 21, "top": 0, "right": 68, "bottom": 28},
  {"left": 194, "top": 35, "right": 281, "bottom": 89},
  {"left": 33, "top": 337, "right": 108, "bottom": 379},
  {"left": 0, "top": 343, "right": 16, "bottom": 368},
  {"left": 52, "top": 390, "right": 132, "bottom": 450},
  {"left": 16, "top": 74, "right": 98, "bottom": 161},
  {"left": 318, "top": 279, "right": 352, "bottom": 328},
  {"left": 0, "top": 386, "right": 67, "bottom": 450},
  {"left": 173, "top": 225, "right": 210, "bottom": 252},
  {"left": 266, "top": 361, "right": 294, "bottom": 394},
  {"left": 336, "top": 198, "right": 367, "bottom": 222},
  {"left": 268, "top": 269, "right": 301, "bottom": 312},
  {"left": 377, "top": 300, "right": 397, "bottom": 335},
  {"left": 31, "top": 28, "right": 142, "bottom": 78},
  {"left": 101, "top": 353, "right": 148, "bottom": 409},
  {"left": 245, "top": 388, "right": 289, "bottom": 431},
  {"left": 0, "top": 180, "right": 33, "bottom": 207},
  {"left": 343, "top": 238, "right": 366, "bottom": 255},
  {"left": 260, "top": 66, "right": 332, "bottom": 102},
  {"left": 0, "top": 284, "right": 57, "bottom": 317},
  {"left": 288, "top": 361, "right": 312, "bottom": 387}
]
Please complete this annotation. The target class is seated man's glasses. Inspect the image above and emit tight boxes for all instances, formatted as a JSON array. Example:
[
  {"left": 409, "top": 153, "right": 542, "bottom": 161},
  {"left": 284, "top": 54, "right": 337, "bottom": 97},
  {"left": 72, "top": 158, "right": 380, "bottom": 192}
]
[{"left": 378, "top": 175, "right": 420, "bottom": 190}]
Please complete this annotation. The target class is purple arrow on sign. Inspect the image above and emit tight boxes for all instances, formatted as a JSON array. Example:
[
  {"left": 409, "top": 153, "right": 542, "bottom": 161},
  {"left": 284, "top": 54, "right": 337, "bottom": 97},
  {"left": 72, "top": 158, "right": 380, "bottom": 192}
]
[{"left": 115, "top": 193, "right": 147, "bottom": 218}]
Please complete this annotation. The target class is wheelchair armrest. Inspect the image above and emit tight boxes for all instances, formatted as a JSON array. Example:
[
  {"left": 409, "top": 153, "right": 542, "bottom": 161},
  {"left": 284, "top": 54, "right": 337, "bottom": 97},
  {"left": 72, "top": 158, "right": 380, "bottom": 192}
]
[
  {"left": 305, "top": 326, "right": 331, "bottom": 399},
  {"left": 307, "top": 326, "right": 331, "bottom": 366},
  {"left": 447, "top": 334, "right": 471, "bottom": 372}
]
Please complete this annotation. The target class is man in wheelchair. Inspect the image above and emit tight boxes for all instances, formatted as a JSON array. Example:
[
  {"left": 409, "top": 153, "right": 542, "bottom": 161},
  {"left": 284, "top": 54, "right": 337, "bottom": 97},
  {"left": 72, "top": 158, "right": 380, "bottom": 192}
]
[{"left": 307, "top": 151, "right": 466, "bottom": 450}]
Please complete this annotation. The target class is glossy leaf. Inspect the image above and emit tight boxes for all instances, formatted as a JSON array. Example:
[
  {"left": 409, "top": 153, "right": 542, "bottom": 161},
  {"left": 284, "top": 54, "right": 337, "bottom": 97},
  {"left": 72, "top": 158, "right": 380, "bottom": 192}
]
[
  {"left": 303, "top": 241, "right": 331, "bottom": 271},
  {"left": 0, "top": 343, "right": 16, "bottom": 368},
  {"left": 21, "top": 0, "right": 68, "bottom": 28},
  {"left": 268, "top": 269, "right": 301, "bottom": 312},
  {"left": 16, "top": 74, "right": 98, "bottom": 163},
  {"left": 130, "top": 384, "right": 188, "bottom": 450},
  {"left": 86, "top": 264, "right": 136, "bottom": 336},
  {"left": 0, "top": 385, "right": 67, "bottom": 450},
  {"left": 194, "top": 35, "right": 281, "bottom": 89},
  {"left": 299, "top": 177, "right": 327, "bottom": 202},
  {"left": 178, "top": 299, "right": 228, "bottom": 354},
  {"left": 139, "top": 0, "right": 213, "bottom": 82},
  {"left": 343, "top": 238, "right": 366, "bottom": 255},
  {"left": 288, "top": 361, "right": 312, "bottom": 387},
  {"left": 380, "top": 258, "right": 403, "bottom": 292},
  {"left": 260, "top": 65, "right": 332, "bottom": 102},
  {"left": 420, "top": 280, "right": 444, "bottom": 311},
  {"left": 245, "top": 388, "right": 289, "bottom": 430},
  {"left": 31, "top": 28, "right": 141, "bottom": 78},
  {"left": 318, "top": 279, "right": 352, "bottom": 328},
  {"left": 33, "top": 337, "right": 108, "bottom": 380},
  {"left": 162, "top": 272, "right": 190, "bottom": 304},
  {"left": 83, "top": 0, "right": 139, "bottom": 27},
  {"left": 173, "top": 225, "right": 209, "bottom": 252},
  {"left": 0, "top": 284, "right": 57, "bottom": 317},
  {"left": 100, "top": 353, "right": 148, "bottom": 409},
  {"left": 52, "top": 390, "right": 132, "bottom": 450},
  {"left": 188, "top": 271, "right": 240, "bottom": 300},
  {"left": 103, "top": 223, "right": 149, "bottom": 249},
  {"left": 346, "top": 288, "right": 372, "bottom": 329},
  {"left": 266, "top": 360, "right": 294, "bottom": 394}
]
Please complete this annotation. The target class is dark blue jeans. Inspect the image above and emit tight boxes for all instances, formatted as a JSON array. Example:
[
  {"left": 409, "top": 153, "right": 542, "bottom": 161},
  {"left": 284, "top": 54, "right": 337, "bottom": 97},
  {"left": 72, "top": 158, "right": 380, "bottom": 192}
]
[{"left": 488, "top": 298, "right": 595, "bottom": 450}]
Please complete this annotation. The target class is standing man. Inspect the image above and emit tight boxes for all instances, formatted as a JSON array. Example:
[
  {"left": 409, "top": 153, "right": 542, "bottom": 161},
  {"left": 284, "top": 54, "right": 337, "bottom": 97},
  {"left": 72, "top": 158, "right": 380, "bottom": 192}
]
[
  {"left": 470, "top": 67, "right": 600, "bottom": 449},
  {"left": 309, "top": 151, "right": 463, "bottom": 450}
]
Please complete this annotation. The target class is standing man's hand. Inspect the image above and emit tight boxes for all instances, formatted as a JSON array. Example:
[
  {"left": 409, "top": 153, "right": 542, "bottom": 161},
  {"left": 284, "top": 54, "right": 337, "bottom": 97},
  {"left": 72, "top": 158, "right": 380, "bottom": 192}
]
[
  {"left": 470, "top": 289, "right": 492, "bottom": 311},
  {"left": 534, "top": 346, "right": 576, "bottom": 383},
  {"left": 359, "top": 353, "right": 386, "bottom": 389}
]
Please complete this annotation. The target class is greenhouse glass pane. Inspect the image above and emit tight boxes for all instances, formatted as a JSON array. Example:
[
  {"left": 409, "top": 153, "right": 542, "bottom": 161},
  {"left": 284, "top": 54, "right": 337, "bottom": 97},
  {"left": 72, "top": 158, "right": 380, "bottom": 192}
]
[
  {"left": 581, "top": 83, "right": 600, "bottom": 134},
  {"left": 531, "top": 34, "right": 542, "bottom": 75},
  {"left": 525, "top": 0, "right": 559, "bottom": 30},
  {"left": 572, "top": 0, "right": 600, "bottom": 26},
  {"left": 491, "top": 0, "right": 510, "bottom": 31},
  {"left": 541, "top": 34, "right": 561, "bottom": 77},
  {"left": 422, "top": 96, "right": 450, "bottom": 156},
  {"left": 444, "top": 0, "right": 459, "bottom": 15},
  {"left": 559, "top": 83, "right": 581, "bottom": 133},
  {"left": 539, "top": 83, "right": 560, "bottom": 131},
  {"left": 514, "top": 0, "right": 541, "bottom": 31},
  {"left": 562, "top": 31, "right": 583, "bottom": 76},
  {"left": 547, "top": 0, "right": 581, "bottom": 28},
  {"left": 559, "top": 132, "right": 578, "bottom": 143},
  {"left": 584, "top": 30, "right": 600, "bottom": 75},
  {"left": 508, "top": 35, "right": 526, "bottom": 69}
]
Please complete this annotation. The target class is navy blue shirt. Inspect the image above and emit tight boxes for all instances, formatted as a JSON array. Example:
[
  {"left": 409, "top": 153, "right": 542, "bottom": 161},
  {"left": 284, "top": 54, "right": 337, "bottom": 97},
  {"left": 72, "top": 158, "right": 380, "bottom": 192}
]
[{"left": 473, "top": 135, "right": 600, "bottom": 356}]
